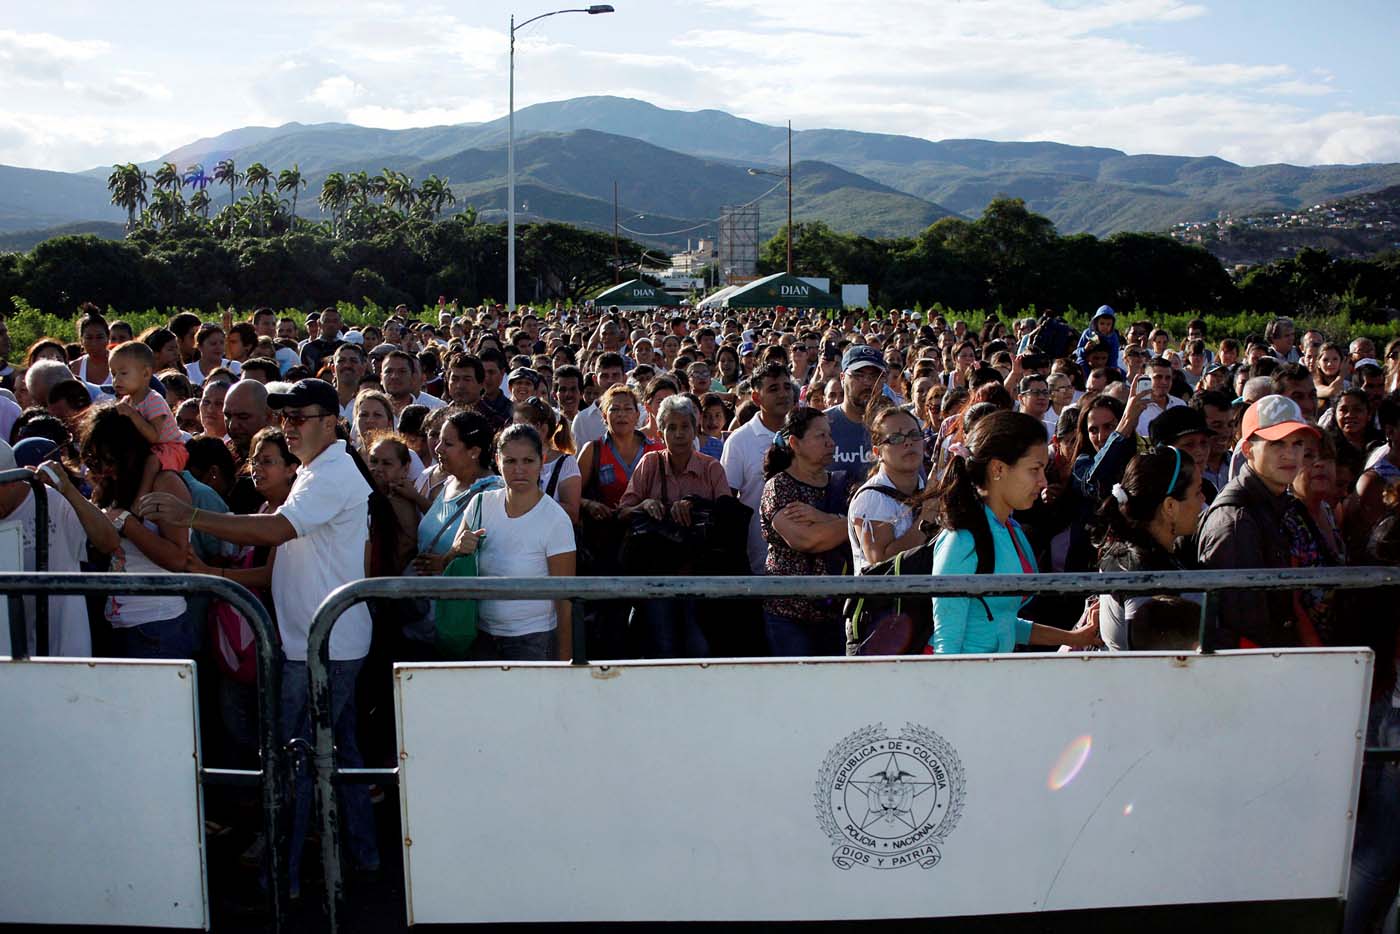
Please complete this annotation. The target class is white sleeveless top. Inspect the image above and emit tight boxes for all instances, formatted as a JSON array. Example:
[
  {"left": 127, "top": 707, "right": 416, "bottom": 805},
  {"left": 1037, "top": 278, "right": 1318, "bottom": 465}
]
[
  {"left": 106, "top": 520, "right": 187, "bottom": 627},
  {"left": 76, "top": 355, "right": 112, "bottom": 386}
]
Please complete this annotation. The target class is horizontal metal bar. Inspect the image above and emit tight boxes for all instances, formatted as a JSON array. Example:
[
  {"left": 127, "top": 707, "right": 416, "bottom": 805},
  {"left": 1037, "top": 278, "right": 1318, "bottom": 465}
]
[
  {"left": 310, "top": 567, "right": 1399, "bottom": 607},
  {"left": 200, "top": 767, "right": 266, "bottom": 788},
  {"left": 333, "top": 767, "right": 399, "bottom": 785},
  {"left": 1364, "top": 747, "right": 1400, "bottom": 762}
]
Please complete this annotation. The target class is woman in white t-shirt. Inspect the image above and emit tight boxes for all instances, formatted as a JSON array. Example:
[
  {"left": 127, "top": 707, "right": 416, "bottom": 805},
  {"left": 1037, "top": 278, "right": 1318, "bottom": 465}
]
[
  {"left": 848, "top": 406, "right": 935, "bottom": 576},
  {"left": 512, "top": 396, "right": 581, "bottom": 524},
  {"left": 451, "top": 424, "right": 576, "bottom": 661}
]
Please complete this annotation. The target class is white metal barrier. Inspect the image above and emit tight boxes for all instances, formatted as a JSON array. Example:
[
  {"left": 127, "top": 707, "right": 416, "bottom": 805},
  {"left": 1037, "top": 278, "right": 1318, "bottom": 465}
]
[
  {"left": 393, "top": 649, "right": 1371, "bottom": 924},
  {"left": 0, "top": 658, "right": 208, "bottom": 929}
]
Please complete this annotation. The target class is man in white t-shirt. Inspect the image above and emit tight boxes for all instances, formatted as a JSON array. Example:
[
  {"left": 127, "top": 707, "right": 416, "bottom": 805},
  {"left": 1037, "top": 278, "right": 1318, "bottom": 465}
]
[
  {"left": 0, "top": 441, "right": 120, "bottom": 656},
  {"left": 1136, "top": 356, "right": 1186, "bottom": 440},
  {"left": 721, "top": 363, "right": 794, "bottom": 574},
  {"left": 137, "top": 377, "right": 379, "bottom": 893}
]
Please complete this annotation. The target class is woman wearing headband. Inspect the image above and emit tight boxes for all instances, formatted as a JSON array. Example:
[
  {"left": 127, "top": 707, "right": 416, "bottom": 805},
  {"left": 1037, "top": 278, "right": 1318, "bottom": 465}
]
[{"left": 1095, "top": 445, "right": 1206, "bottom": 650}]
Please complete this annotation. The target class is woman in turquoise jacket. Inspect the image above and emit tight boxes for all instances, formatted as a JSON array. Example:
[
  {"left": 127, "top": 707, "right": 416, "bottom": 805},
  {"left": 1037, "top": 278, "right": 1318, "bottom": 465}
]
[{"left": 927, "top": 410, "right": 1101, "bottom": 654}]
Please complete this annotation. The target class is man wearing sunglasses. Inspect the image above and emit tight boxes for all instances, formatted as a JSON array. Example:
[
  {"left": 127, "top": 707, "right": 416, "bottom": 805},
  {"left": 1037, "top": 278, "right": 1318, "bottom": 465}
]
[{"left": 137, "top": 377, "right": 380, "bottom": 892}]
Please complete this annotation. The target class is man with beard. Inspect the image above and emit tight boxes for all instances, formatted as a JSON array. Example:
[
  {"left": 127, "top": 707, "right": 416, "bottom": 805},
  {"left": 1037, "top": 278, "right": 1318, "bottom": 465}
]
[{"left": 825, "top": 346, "right": 885, "bottom": 471}]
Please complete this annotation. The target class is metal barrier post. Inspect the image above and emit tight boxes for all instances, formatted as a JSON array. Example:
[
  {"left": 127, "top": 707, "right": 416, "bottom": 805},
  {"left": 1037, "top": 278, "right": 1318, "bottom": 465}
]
[
  {"left": 304, "top": 567, "right": 1400, "bottom": 933},
  {"left": 0, "top": 468, "right": 50, "bottom": 658},
  {"left": 0, "top": 572, "right": 286, "bottom": 932}
]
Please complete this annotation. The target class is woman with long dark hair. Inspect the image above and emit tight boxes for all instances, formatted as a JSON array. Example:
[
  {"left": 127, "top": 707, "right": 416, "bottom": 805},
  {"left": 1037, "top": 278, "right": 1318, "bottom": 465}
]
[
  {"left": 1095, "top": 446, "right": 1205, "bottom": 650},
  {"left": 927, "top": 410, "right": 1100, "bottom": 654},
  {"left": 759, "top": 407, "right": 850, "bottom": 656},
  {"left": 80, "top": 404, "right": 194, "bottom": 657}
]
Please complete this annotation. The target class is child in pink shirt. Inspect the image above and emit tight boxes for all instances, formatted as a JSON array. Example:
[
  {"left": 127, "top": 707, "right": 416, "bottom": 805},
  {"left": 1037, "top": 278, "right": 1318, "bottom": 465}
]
[{"left": 109, "top": 340, "right": 188, "bottom": 498}]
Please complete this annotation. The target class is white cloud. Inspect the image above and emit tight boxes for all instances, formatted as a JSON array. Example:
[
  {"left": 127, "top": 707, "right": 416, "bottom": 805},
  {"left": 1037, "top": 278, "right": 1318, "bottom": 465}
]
[
  {"left": 670, "top": 0, "right": 1400, "bottom": 164},
  {"left": 306, "top": 75, "right": 366, "bottom": 110},
  {"left": 0, "top": 0, "right": 1397, "bottom": 172}
]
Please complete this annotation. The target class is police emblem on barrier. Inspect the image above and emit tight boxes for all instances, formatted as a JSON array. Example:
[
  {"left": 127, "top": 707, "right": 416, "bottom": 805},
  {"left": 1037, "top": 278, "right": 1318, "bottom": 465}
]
[{"left": 814, "top": 722, "right": 965, "bottom": 870}]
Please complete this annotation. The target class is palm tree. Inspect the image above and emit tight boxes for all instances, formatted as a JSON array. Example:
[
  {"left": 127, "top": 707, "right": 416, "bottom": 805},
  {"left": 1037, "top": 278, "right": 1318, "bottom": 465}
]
[
  {"left": 417, "top": 174, "right": 456, "bottom": 220},
  {"left": 150, "top": 188, "right": 182, "bottom": 230},
  {"left": 213, "top": 159, "right": 242, "bottom": 208},
  {"left": 347, "top": 170, "right": 372, "bottom": 207},
  {"left": 318, "top": 172, "right": 349, "bottom": 236},
  {"left": 371, "top": 169, "right": 391, "bottom": 204},
  {"left": 276, "top": 164, "right": 306, "bottom": 221},
  {"left": 189, "top": 189, "right": 212, "bottom": 219},
  {"left": 244, "top": 162, "right": 273, "bottom": 196},
  {"left": 106, "top": 163, "right": 148, "bottom": 232},
  {"left": 146, "top": 162, "right": 185, "bottom": 225},
  {"left": 384, "top": 170, "right": 416, "bottom": 215}
]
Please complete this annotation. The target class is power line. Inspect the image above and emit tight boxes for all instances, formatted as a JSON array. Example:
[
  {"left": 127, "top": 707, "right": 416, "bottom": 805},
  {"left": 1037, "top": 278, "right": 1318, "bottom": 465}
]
[{"left": 615, "top": 177, "right": 789, "bottom": 238}]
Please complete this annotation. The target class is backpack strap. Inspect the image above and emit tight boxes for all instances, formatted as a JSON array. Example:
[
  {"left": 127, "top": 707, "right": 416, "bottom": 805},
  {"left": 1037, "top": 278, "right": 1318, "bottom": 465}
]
[{"left": 545, "top": 456, "right": 567, "bottom": 498}]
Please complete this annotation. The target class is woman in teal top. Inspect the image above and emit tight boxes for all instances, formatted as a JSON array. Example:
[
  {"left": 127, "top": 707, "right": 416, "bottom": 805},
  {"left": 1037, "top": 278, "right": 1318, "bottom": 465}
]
[{"left": 928, "top": 410, "right": 1101, "bottom": 654}]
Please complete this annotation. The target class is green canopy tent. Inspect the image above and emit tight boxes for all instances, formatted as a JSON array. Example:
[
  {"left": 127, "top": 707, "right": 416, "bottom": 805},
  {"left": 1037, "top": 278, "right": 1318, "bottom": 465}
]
[
  {"left": 592, "top": 279, "right": 681, "bottom": 307},
  {"left": 719, "top": 272, "right": 842, "bottom": 309}
]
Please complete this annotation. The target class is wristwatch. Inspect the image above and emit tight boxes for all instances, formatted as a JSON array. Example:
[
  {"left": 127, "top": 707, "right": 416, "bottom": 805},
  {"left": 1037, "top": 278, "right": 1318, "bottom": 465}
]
[{"left": 113, "top": 510, "right": 132, "bottom": 534}]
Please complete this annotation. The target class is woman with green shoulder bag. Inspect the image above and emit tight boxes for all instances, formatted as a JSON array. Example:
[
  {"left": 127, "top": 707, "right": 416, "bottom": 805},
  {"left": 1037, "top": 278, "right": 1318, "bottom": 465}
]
[{"left": 412, "top": 410, "right": 503, "bottom": 656}]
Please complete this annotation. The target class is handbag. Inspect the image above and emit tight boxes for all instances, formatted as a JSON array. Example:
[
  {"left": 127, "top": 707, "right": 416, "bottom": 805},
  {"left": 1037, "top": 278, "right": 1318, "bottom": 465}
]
[
  {"left": 434, "top": 493, "right": 484, "bottom": 658},
  {"left": 618, "top": 455, "right": 693, "bottom": 575}
]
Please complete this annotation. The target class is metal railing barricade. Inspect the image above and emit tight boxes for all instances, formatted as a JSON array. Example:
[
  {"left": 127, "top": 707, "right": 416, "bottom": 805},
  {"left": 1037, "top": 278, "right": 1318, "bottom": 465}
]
[
  {"left": 305, "top": 566, "right": 1400, "bottom": 931},
  {"left": 0, "top": 468, "right": 49, "bottom": 657},
  {"left": 0, "top": 571, "right": 287, "bottom": 931}
]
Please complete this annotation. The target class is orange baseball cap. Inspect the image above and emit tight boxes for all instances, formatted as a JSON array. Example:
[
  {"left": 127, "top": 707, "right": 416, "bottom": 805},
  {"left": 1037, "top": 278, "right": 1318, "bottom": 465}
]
[{"left": 1241, "top": 394, "right": 1320, "bottom": 442}]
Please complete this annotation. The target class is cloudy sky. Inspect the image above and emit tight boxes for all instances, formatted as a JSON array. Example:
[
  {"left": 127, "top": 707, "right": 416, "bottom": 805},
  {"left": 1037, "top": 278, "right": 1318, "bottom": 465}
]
[{"left": 2, "top": 0, "right": 1397, "bottom": 172}]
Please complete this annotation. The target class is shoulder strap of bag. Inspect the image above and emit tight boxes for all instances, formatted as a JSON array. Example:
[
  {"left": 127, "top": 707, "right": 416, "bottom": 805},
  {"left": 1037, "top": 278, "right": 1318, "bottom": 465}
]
[
  {"left": 658, "top": 452, "right": 669, "bottom": 510},
  {"left": 425, "top": 490, "right": 475, "bottom": 555},
  {"left": 545, "top": 456, "right": 567, "bottom": 498}
]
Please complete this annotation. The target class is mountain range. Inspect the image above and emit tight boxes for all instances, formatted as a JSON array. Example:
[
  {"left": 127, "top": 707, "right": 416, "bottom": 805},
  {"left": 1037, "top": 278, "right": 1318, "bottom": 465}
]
[{"left": 4, "top": 95, "right": 1400, "bottom": 251}]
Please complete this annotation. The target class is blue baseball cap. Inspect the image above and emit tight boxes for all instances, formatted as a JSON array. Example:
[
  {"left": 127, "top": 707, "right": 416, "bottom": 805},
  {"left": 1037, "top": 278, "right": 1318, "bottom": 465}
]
[
  {"left": 739, "top": 341, "right": 756, "bottom": 355},
  {"left": 841, "top": 345, "right": 887, "bottom": 375}
]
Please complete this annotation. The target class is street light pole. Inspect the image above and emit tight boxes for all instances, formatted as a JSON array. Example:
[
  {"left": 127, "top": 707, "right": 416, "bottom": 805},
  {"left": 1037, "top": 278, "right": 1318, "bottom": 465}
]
[{"left": 507, "top": 5, "right": 614, "bottom": 312}]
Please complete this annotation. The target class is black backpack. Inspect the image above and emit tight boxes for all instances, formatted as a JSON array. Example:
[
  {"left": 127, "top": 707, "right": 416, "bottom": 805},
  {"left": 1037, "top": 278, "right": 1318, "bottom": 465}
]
[
  {"left": 1030, "top": 317, "right": 1076, "bottom": 361},
  {"left": 842, "top": 489, "right": 994, "bottom": 654}
]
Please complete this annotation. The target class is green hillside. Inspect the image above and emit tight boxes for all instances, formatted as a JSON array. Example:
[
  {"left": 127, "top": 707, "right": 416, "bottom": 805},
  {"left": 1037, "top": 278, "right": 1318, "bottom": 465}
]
[{"left": 8, "top": 95, "right": 1400, "bottom": 239}]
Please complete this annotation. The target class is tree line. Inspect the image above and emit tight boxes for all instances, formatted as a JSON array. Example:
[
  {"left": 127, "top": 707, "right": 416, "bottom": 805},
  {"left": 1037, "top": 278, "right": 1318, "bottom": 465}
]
[
  {"left": 2, "top": 188, "right": 1399, "bottom": 323},
  {"left": 105, "top": 159, "right": 464, "bottom": 241},
  {"left": 756, "top": 199, "right": 1400, "bottom": 323}
]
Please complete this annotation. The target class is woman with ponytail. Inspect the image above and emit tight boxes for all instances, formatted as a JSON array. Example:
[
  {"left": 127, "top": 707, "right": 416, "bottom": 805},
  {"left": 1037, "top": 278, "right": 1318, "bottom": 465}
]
[
  {"left": 927, "top": 410, "right": 1100, "bottom": 654},
  {"left": 759, "top": 406, "right": 850, "bottom": 655},
  {"left": 1095, "top": 446, "right": 1206, "bottom": 650}
]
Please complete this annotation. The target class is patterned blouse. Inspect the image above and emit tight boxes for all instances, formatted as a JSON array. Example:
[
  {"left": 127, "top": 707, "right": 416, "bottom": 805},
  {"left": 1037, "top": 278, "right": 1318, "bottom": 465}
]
[{"left": 759, "top": 469, "right": 848, "bottom": 623}]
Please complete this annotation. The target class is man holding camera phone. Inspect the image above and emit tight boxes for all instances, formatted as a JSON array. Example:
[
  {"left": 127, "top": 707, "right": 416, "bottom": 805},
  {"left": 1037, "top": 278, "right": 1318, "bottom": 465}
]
[{"left": 1136, "top": 355, "right": 1186, "bottom": 440}]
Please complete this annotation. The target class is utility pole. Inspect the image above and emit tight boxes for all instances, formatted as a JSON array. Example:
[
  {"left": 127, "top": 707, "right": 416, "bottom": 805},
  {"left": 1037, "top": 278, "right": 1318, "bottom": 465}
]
[{"left": 786, "top": 119, "right": 793, "bottom": 276}]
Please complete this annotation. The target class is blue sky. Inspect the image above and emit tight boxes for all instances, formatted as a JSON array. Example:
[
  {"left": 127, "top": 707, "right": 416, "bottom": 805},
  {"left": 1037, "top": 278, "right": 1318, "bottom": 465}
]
[{"left": 1, "top": 0, "right": 1397, "bottom": 171}]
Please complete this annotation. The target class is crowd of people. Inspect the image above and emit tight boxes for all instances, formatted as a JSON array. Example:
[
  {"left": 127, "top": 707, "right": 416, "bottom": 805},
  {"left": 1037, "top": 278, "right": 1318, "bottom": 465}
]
[{"left": 1, "top": 299, "right": 1399, "bottom": 921}]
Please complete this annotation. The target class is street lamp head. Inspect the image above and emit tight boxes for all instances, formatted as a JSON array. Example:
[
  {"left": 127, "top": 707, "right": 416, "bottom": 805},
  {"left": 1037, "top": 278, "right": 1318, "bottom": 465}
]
[{"left": 587, "top": 4, "right": 614, "bottom": 13}]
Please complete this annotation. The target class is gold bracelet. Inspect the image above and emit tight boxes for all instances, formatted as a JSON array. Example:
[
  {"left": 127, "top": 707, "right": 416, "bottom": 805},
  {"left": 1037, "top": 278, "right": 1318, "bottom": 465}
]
[{"left": 190, "top": 507, "right": 200, "bottom": 527}]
